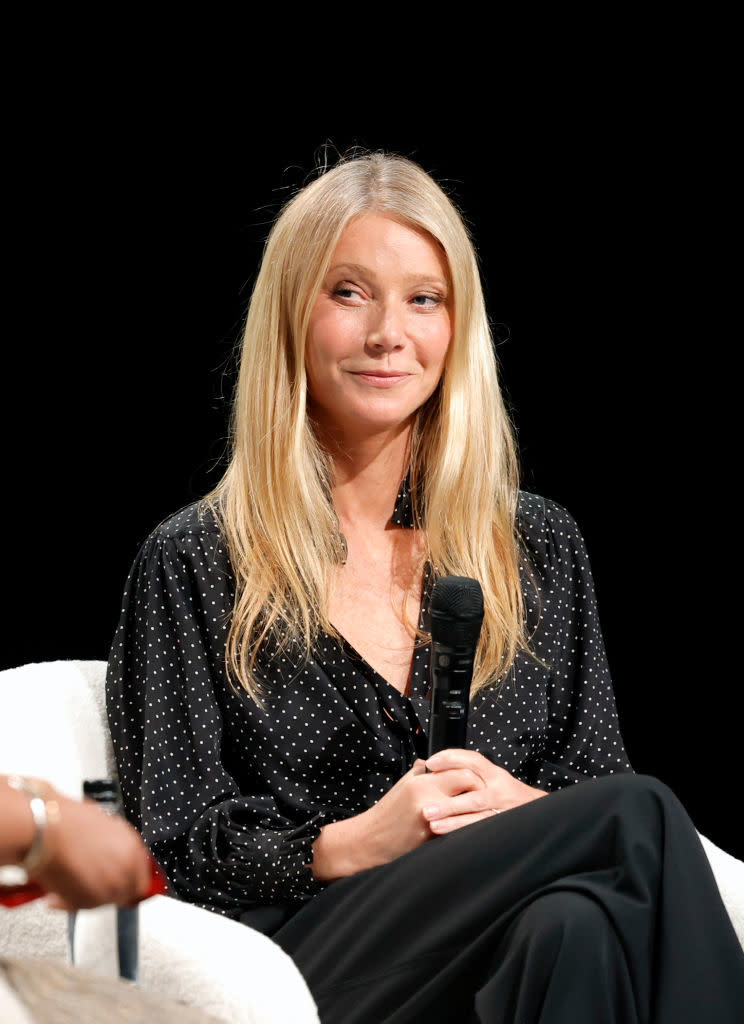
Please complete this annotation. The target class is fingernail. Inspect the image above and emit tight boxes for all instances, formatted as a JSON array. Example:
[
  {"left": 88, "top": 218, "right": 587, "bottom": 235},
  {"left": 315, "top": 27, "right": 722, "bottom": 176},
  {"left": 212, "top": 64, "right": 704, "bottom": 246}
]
[
  {"left": 423, "top": 805, "right": 440, "bottom": 819},
  {"left": 426, "top": 756, "right": 441, "bottom": 769}
]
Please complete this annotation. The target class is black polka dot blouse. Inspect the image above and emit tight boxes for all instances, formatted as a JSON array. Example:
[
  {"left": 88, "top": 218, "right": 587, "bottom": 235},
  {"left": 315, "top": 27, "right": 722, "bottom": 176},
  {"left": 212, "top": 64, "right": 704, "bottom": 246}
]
[{"left": 106, "top": 486, "right": 632, "bottom": 923}]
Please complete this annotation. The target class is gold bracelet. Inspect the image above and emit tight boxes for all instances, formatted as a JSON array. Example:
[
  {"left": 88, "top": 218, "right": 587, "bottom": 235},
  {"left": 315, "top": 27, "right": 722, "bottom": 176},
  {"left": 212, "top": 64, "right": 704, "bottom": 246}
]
[{"left": 6, "top": 775, "right": 61, "bottom": 875}]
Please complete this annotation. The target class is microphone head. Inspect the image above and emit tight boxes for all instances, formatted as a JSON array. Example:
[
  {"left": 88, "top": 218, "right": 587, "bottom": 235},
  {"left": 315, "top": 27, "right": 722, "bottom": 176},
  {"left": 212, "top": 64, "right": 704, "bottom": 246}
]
[{"left": 430, "top": 576, "right": 484, "bottom": 647}]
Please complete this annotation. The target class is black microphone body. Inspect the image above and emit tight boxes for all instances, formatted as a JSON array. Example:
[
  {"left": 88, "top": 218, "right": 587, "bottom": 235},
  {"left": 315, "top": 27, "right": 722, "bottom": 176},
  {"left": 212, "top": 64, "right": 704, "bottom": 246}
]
[{"left": 427, "top": 576, "right": 485, "bottom": 758}]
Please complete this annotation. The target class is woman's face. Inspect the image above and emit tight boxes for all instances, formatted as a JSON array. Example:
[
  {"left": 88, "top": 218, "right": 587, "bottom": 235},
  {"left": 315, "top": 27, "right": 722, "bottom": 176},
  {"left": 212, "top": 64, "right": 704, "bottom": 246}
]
[{"left": 305, "top": 212, "right": 452, "bottom": 440}]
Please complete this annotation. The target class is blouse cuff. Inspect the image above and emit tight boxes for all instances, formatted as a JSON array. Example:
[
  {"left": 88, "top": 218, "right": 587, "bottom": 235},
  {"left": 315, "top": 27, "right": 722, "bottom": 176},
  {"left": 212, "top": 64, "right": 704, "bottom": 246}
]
[{"left": 280, "top": 807, "right": 348, "bottom": 903}]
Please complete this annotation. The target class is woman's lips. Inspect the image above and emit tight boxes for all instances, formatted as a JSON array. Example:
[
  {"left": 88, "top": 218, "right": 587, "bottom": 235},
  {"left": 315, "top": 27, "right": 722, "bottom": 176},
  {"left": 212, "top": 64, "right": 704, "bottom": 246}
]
[{"left": 349, "top": 371, "right": 412, "bottom": 387}]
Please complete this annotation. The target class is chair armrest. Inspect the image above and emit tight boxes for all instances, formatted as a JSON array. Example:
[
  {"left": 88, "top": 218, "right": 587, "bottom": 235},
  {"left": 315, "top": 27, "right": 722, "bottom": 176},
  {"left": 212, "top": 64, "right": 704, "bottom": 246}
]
[
  {"left": 138, "top": 896, "right": 319, "bottom": 1024},
  {"left": 698, "top": 832, "right": 744, "bottom": 949},
  {"left": 0, "top": 894, "right": 319, "bottom": 1024}
]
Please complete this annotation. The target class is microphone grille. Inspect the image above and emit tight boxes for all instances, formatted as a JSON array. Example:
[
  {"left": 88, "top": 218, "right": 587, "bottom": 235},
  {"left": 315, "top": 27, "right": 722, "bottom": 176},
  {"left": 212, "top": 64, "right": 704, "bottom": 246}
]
[{"left": 430, "top": 576, "right": 484, "bottom": 623}]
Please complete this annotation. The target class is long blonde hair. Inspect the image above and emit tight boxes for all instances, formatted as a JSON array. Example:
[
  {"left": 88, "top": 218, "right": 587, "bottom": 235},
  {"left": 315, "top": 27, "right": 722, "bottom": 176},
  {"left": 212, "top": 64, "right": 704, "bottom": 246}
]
[{"left": 203, "top": 151, "right": 529, "bottom": 702}]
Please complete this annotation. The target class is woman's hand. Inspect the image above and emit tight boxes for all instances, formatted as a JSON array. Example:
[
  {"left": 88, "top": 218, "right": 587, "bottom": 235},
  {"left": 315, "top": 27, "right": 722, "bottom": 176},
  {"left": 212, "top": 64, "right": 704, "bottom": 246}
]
[
  {"left": 362, "top": 757, "right": 491, "bottom": 865},
  {"left": 422, "top": 749, "right": 547, "bottom": 835},
  {"left": 310, "top": 757, "right": 488, "bottom": 880},
  {"left": 30, "top": 786, "right": 155, "bottom": 911}
]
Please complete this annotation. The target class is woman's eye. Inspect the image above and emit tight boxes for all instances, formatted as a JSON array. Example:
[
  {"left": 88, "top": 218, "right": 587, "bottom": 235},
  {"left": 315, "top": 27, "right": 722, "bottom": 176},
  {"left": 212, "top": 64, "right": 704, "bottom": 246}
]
[
  {"left": 411, "top": 294, "right": 442, "bottom": 308},
  {"left": 333, "top": 285, "right": 361, "bottom": 300}
]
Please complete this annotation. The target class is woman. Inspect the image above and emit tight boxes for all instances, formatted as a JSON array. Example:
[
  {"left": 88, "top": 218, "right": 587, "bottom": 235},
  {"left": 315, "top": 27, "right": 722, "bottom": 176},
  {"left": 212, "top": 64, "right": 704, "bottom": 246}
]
[{"left": 106, "top": 152, "right": 743, "bottom": 1022}]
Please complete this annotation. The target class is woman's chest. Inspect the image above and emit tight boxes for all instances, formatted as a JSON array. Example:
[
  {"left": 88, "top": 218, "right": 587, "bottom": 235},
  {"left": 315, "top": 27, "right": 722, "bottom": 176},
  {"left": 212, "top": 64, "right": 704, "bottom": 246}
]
[
  {"left": 327, "top": 546, "right": 425, "bottom": 695},
  {"left": 220, "top": 649, "right": 552, "bottom": 812},
  {"left": 327, "top": 581, "right": 421, "bottom": 694}
]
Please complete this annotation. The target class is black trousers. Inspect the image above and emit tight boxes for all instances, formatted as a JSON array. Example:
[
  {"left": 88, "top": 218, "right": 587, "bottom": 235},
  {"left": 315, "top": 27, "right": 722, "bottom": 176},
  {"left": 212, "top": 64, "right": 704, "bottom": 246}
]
[{"left": 272, "top": 774, "right": 744, "bottom": 1023}]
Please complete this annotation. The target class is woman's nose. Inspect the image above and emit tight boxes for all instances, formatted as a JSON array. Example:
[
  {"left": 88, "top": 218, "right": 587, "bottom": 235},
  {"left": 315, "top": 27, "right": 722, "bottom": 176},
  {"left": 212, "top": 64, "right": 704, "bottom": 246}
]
[{"left": 366, "top": 302, "right": 405, "bottom": 352}]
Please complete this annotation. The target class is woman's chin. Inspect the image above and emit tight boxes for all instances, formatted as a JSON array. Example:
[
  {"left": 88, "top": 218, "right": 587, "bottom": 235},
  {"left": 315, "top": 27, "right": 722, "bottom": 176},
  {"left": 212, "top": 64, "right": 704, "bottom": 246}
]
[{"left": 312, "top": 408, "right": 417, "bottom": 444}]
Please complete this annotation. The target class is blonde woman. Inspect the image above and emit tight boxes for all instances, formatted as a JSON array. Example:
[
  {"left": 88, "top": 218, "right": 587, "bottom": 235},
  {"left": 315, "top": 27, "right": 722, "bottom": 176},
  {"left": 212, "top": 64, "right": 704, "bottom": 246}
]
[{"left": 106, "top": 152, "right": 744, "bottom": 1023}]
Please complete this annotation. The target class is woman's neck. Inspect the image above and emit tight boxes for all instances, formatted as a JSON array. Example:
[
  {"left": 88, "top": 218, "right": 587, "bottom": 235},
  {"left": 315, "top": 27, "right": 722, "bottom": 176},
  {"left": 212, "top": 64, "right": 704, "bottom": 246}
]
[{"left": 320, "top": 424, "right": 411, "bottom": 533}]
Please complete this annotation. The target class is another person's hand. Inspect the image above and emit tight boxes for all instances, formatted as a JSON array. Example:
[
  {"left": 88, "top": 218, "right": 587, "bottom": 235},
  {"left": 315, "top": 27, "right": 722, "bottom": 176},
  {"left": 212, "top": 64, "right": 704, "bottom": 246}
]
[
  {"left": 12, "top": 781, "right": 155, "bottom": 911},
  {"left": 421, "top": 749, "right": 547, "bottom": 835}
]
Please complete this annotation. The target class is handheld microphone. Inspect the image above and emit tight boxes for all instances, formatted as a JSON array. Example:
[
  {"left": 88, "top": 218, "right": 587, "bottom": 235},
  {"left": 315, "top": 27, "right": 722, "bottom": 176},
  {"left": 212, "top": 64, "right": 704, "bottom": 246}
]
[{"left": 427, "top": 576, "right": 484, "bottom": 757}]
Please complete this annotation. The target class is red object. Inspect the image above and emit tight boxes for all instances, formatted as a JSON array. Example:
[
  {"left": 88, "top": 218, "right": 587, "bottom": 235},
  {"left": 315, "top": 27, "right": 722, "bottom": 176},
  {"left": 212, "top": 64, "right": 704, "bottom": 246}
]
[
  {"left": 144, "top": 858, "right": 170, "bottom": 899},
  {"left": 0, "top": 881, "right": 46, "bottom": 908},
  {"left": 0, "top": 854, "right": 169, "bottom": 908}
]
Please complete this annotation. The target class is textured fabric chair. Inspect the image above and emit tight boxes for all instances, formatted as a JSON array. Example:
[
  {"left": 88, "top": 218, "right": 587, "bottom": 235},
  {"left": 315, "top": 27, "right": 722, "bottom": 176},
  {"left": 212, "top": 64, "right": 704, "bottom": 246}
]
[{"left": 0, "top": 660, "right": 320, "bottom": 1024}]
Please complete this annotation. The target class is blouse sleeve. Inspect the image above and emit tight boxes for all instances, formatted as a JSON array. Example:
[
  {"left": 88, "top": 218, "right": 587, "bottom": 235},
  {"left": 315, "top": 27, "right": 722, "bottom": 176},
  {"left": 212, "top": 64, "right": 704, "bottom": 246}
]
[
  {"left": 105, "top": 523, "right": 328, "bottom": 920},
  {"left": 520, "top": 496, "right": 633, "bottom": 790}
]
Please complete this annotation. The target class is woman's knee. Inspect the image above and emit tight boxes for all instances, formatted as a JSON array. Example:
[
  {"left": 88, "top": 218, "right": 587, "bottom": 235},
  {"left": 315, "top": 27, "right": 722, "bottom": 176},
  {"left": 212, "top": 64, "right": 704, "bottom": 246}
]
[
  {"left": 513, "top": 890, "right": 616, "bottom": 955},
  {"left": 587, "top": 772, "right": 688, "bottom": 822},
  {"left": 564, "top": 773, "right": 695, "bottom": 868}
]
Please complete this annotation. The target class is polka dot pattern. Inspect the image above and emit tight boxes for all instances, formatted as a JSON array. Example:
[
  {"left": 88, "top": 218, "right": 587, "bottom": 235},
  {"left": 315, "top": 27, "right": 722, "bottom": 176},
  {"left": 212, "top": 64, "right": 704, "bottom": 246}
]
[{"left": 106, "top": 488, "right": 631, "bottom": 921}]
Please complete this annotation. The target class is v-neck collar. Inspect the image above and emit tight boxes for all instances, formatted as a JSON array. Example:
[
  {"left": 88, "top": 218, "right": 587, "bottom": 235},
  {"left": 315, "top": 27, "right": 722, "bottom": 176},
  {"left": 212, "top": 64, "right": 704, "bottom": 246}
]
[
  {"left": 326, "top": 561, "right": 433, "bottom": 758},
  {"left": 389, "top": 472, "right": 416, "bottom": 529}
]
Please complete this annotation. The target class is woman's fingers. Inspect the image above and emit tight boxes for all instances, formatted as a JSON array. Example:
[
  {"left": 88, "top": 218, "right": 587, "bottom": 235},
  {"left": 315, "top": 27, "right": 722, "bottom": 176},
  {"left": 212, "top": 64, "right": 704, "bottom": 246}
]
[
  {"left": 422, "top": 787, "right": 492, "bottom": 820},
  {"left": 428, "top": 767, "right": 483, "bottom": 797},
  {"left": 426, "top": 748, "right": 501, "bottom": 783},
  {"left": 423, "top": 750, "right": 549, "bottom": 825},
  {"left": 427, "top": 809, "right": 499, "bottom": 834}
]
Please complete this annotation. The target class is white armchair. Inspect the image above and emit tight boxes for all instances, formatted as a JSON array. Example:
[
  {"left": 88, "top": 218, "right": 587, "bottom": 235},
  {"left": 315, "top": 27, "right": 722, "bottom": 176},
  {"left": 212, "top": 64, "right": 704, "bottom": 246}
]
[{"left": 0, "top": 660, "right": 320, "bottom": 1024}]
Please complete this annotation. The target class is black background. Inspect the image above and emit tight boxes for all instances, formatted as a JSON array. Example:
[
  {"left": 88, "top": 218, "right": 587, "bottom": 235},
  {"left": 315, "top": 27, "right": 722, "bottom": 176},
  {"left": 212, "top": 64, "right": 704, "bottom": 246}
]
[{"left": 4, "top": 78, "right": 739, "bottom": 858}]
